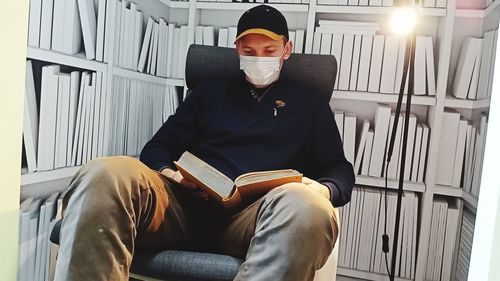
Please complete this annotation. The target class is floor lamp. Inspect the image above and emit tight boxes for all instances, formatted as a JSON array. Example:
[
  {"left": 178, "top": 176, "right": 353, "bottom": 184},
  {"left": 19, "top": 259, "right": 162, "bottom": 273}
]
[{"left": 383, "top": 2, "right": 418, "bottom": 281}]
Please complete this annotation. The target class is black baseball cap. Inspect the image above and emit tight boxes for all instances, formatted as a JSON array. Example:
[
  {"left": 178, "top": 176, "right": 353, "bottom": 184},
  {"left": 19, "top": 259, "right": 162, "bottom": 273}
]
[{"left": 234, "top": 5, "right": 289, "bottom": 43}]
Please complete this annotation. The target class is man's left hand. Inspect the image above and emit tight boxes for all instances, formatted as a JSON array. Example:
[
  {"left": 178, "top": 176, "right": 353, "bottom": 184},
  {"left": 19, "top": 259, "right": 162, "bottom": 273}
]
[{"left": 301, "top": 177, "right": 330, "bottom": 200}]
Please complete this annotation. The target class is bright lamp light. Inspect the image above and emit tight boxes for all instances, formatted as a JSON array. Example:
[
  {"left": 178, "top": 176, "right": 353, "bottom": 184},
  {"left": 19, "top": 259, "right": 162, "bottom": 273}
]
[{"left": 390, "top": 7, "right": 418, "bottom": 35}]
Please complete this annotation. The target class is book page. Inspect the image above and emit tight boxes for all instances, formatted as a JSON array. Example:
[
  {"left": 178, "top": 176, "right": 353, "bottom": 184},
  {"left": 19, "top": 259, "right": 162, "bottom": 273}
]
[
  {"left": 175, "top": 151, "right": 234, "bottom": 198},
  {"left": 234, "top": 169, "right": 301, "bottom": 186}
]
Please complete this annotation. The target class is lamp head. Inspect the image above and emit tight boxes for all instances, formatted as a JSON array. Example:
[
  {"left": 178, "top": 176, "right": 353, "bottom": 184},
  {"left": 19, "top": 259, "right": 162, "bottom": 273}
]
[{"left": 390, "top": 0, "right": 418, "bottom": 35}]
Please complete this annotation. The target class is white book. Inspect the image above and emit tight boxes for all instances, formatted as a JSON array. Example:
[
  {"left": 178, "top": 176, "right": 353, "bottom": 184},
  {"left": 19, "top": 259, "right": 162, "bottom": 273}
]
[
  {"left": 394, "top": 37, "right": 407, "bottom": 94},
  {"left": 380, "top": 35, "right": 400, "bottom": 94},
  {"left": 54, "top": 73, "right": 71, "bottom": 169},
  {"left": 137, "top": 17, "right": 154, "bottom": 72},
  {"left": 348, "top": 0, "right": 358, "bottom": 5},
  {"left": 361, "top": 130, "right": 374, "bottom": 176},
  {"left": 357, "top": 35, "right": 373, "bottom": 92},
  {"left": 464, "top": 124, "right": 475, "bottom": 193},
  {"left": 123, "top": 3, "right": 135, "bottom": 68},
  {"left": 66, "top": 71, "right": 80, "bottom": 166},
  {"left": 320, "top": 33, "right": 332, "bottom": 55},
  {"left": 319, "top": 21, "right": 379, "bottom": 29},
  {"left": 228, "top": 26, "right": 238, "bottom": 48},
  {"left": 28, "top": 0, "right": 42, "bottom": 47},
  {"left": 411, "top": 124, "right": 423, "bottom": 182},
  {"left": 84, "top": 73, "right": 96, "bottom": 163},
  {"left": 203, "top": 26, "right": 215, "bottom": 46},
  {"left": 388, "top": 113, "right": 403, "bottom": 179},
  {"left": 413, "top": 36, "right": 427, "bottom": 95},
  {"left": 38, "top": 65, "right": 60, "bottom": 171},
  {"left": 345, "top": 189, "right": 358, "bottom": 267},
  {"left": 351, "top": 187, "right": 364, "bottom": 267},
  {"left": 349, "top": 35, "right": 362, "bottom": 91},
  {"left": 170, "top": 27, "right": 181, "bottom": 79},
  {"left": 62, "top": 0, "right": 82, "bottom": 55},
  {"left": 27, "top": 199, "right": 42, "bottom": 281},
  {"left": 453, "top": 37, "right": 482, "bottom": 99},
  {"left": 157, "top": 18, "right": 167, "bottom": 77},
  {"left": 382, "top": 0, "right": 393, "bottom": 5},
  {"left": 339, "top": 34, "right": 354, "bottom": 90},
  {"left": 289, "top": 30, "right": 296, "bottom": 50},
  {"left": 95, "top": 0, "right": 107, "bottom": 61},
  {"left": 436, "top": 0, "right": 446, "bottom": 8},
  {"left": 166, "top": 23, "right": 176, "bottom": 77},
  {"left": 354, "top": 119, "right": 370, "bottom": 174},
  {"left": 368, "top": 104, "right": 392, "bottom": 177},
  {"left": 19, "top": 198, "right": 34, "bottom": 281},
  {"left": 113, "top": 0, "right": 123, "bottom": 64},
  {"left": 338, "top": 0, "right": 348, "bottom": 4},
  {"left": 425, "top": 201, "right": 439, "bottom": 280},
  {"left": 294, "top": 29, "right": 305, "bottom": 54},
  {"left": 368, "top": 35, "right": 385, "bottom": 92},
  {"left": 98, "top": 72, "right": 108, "bottom": 157},
  {"left": 79, "top": 74, "right": 91, "bottom": 164},
  {"left": 344, "top": 113, "right": 357, "bottom": 166},
  {"left": 333, "top": 110, "right": 344, "bottom": 142},
  {"left": 132, "top": 11, "right": 144, "bottom": 72},
  {"left": 51, "top": 0, "right": 65, "bottom": 52},
  {"left": 425, "top": 36, "right": 436, "bottom": 96},
  {"left": 359, "top": 0, "right": 368, "bottom": 5},
  {"left": 435, "top": 111, "right": 461, "bottom": 185},
  {"left": 471, "top": 114, "right": 488, "bottom": 196},
  {"left": 39, "top": 0, "right": 54, "bottom": 49},
  {"left": 316, "top": 26, "right": 378, "bottom": 35},
  {"left": 403, "top": 114, "right": 417, "bottom": 181},
  {"left": 72, "top": 72, "right": 88, "bottom": 166},
  {"left": 370, "top": 0, "right": 382, "bottom": 5},
  {"left": 92, "top": 72, "right": 102, "bottom": 160},
  {"left": 331, "top": 34, "right": 343, "bottom": 89},
  {"left": 39, "top": 192, "right": 60, "bottom": 281},
  {"left": 424, "top": 0, "right": 436, "bottom": 7},
  {"left": 78, "top": 0, "right": 98, "bottom": 59},
  {"left": 441, "top": 204, "right": 459, "bottom": 281},
  {"left": 23, "top": 61, "right": 39, "bottom": 173},
  {"left": 150, "top": 22, "right": 160, "bottom": 75},
  {"left": 34, "top": 204, "right": 46, "bottom": 281},
  {"left": 217, "top": 28, "right": 229, "bottom": 47},
  {"left": 195, "top": 25, "right": 203, "bottom": 45},
  {"left": 487, "top": 29, "right": 498, "bottom": 98},
  {"left": 178, "top": 25, "right": 189, "bottom": 79},
  {"left": 417, "top": 124, "right": 430, "bottom": 182},
  {"left": 312, "top": 32, "right": 321, "bottom": 55},
  {"left": 467, "top": 39, "right": 483, "bottom": 99},
  {"left": 103, "top": 0, "right": 113, "bottom": 62},
  {"left": 477, "top": 30, "right": 493, "bottom": 99},
  {"left": 452, "top": 119, "right": 468, "bottom": 187}
]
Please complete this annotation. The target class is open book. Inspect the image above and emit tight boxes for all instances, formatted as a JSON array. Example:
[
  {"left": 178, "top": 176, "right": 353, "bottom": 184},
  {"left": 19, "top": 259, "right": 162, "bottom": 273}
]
[{"left": 174, "top": 151, "right": 303, "bottom": 208}]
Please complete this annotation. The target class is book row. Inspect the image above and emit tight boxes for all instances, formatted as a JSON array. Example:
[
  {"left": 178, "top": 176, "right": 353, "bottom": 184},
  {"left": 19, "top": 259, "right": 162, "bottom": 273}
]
[
  {"left": 106, "top": 76, "right": 179, "bottom": 158},
  {"left": 28, "top": 0, "right": 109, "bottom": 61},
  {"left": 337, "top": 187, "right": 418, "bottom": 279},
  {"left": 454, "top": 209, "right": 475, "bottom": 281},
  {"left": 435, "top": 111, "right": 488, "bottom": 196},
  {"left": 334, "top": 104, "right": 430, "bottom": 182},
  {"left": 425, "top": 198, "right": 460, "bottom": 281},
  {"left": 195, "top": 26, "right": 306, "bottom": 53},
  {"left": 312, "top": 20, "right": 436, "bottom": 96},
  {"left": 22, "top": 61, "right": 179, "bottom": 173},
  {"left": 18, "top": 192, "right": 61, "bottom": 281},
  {"left": 24, "top": 61, "right": 108, "bottom": 173},
  {"left": 452, "top": 29, "right": 498, "bottom": 100},
  {"left": 317, "top": 0, "right": 446, "bottom": 7}
]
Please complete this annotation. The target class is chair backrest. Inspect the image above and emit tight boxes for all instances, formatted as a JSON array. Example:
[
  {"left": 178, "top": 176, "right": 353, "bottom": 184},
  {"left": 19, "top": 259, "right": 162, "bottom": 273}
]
[{"left": 185, "top": 45, "right": 337, "bottom": 103}]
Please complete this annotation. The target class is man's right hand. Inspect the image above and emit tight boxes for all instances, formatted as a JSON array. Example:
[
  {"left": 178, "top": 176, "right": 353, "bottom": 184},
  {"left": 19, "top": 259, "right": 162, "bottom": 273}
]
[{"left": 161, "top": 168, "right": 209, "bottom": 199}]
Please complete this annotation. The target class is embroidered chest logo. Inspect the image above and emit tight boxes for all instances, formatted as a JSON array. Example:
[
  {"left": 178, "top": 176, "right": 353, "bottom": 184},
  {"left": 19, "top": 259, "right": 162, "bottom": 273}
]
[{"left": 273, "top": 99, "right": 286, "bottom": 116}]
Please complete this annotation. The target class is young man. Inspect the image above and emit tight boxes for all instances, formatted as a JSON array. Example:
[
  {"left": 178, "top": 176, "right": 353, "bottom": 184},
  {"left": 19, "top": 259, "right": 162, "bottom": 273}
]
[{"left": 55, "top": 5, "right": 354, "bottom": 281}]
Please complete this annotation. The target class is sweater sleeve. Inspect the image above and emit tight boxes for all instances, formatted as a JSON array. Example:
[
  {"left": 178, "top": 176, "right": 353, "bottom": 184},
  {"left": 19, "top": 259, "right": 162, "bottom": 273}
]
[
  {"left": 139, "top": 89, "right": 202, "bottom": 171},
  {"left": 304, "top": 99, "right": 355, "bottom": 207}
]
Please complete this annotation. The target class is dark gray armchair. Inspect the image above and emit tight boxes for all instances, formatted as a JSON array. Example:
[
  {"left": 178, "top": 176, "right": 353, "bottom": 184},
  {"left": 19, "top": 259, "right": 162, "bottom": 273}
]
[{"left": 51, "top": 44, "right": 339, "bottom": 281}]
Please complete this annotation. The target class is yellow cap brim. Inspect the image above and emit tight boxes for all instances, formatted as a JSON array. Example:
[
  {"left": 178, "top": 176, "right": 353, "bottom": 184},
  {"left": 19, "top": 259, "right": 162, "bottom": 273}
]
[{"left": 234, "top": 28, "right": 285, "bottom": 44}]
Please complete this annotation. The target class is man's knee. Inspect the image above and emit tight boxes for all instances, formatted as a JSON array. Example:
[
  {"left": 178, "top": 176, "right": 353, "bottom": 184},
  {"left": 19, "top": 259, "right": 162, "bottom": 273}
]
[{"left": 264, "top": 183, "right": 338, "bottom": 235}]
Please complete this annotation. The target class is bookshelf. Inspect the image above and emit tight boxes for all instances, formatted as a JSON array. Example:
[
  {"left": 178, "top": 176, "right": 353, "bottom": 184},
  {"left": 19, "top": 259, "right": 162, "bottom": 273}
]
[{"left": 18, "top": 0, "right": 499, "bottom": 280}]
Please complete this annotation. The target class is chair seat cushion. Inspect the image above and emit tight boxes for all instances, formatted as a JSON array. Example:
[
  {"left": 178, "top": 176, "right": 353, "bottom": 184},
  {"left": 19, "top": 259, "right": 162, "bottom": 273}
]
[{"left": 131, "top": 250, "right": 244, "bottom": 281}]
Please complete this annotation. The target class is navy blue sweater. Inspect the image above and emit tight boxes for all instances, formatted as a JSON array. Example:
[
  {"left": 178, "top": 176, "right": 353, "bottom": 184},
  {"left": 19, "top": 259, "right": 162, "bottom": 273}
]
[{"left": 140, "top": 75, "right": 355, "bottom": 207}]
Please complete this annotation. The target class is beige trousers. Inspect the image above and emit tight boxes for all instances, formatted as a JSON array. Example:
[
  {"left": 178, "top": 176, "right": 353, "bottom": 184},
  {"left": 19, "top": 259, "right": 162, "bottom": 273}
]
[{"left": 54, "top": 156, "right": 338, "bottom": 281}]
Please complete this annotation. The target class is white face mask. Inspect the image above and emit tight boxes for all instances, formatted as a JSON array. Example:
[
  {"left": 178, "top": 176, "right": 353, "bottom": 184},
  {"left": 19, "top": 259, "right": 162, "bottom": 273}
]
[{"left": 239, "top": 54, "right": 282, "bottom": 87}]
